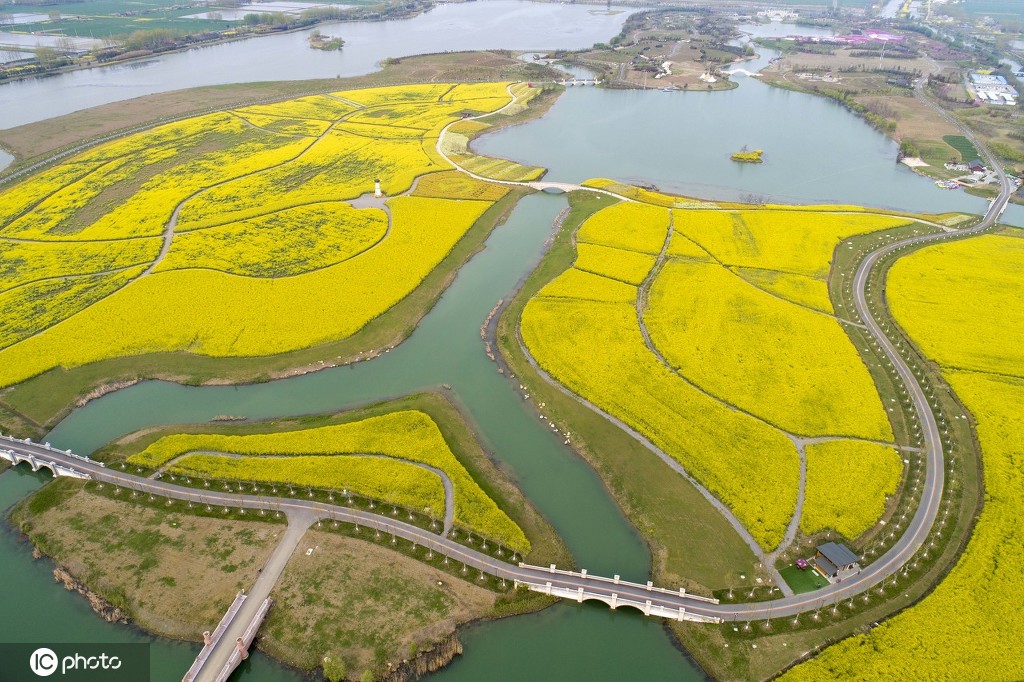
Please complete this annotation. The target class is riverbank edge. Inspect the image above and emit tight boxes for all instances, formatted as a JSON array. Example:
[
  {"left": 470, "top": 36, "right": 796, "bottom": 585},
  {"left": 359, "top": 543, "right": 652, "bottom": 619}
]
[
  {"left": 752, "top": 58, "right": 1017, "bottom": 201},
  {"left": 0, "top": 67, "right": 567, "bottom": 432},
  {"left": 490, "top": 187, "right": 991, "bottom": 680},
  {"left": 3, "top": 388, "right": 571, "bottom": 678},
  {"left": 5, "top": 493, "right": 555, "bottom": 682},
  {"left": 0, "top": 1, "right": 439, "bottom": 92},
  {"left": 491, "top": 191, "right": 763, "bottom": 590},
  {"left": 95, "top": 390, "right": 574, "bottom": 568}
]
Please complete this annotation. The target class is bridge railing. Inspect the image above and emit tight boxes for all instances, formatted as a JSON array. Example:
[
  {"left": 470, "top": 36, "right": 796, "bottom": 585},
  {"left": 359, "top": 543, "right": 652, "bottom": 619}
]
[
  {"left": 515, "top": 579, "right": 722, "bottom": 624},
  {"left": 0, "top": 434, "right": 104, "bottom": 467},
  {"left": 518, "top": 562, "right": 719, "bottom": 604}
]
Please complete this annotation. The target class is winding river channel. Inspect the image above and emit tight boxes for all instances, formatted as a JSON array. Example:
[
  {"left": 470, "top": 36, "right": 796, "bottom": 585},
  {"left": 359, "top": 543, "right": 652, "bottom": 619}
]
[{"left": 0, "top": 5, "right": 1000, "bottom": 680}]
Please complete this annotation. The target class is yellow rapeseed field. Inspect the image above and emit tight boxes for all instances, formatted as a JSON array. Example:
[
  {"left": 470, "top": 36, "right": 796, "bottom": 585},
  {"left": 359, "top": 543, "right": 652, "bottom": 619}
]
[
  {"left": 0, "top": 83, "right": 522, "bottom": 385},
  {"left": 665, "top": 232, "right": 711, "bottom": 259},
  {"left": 80, "top": 135, "right": 314, "bottom": 240},
  {"left": 522, "top": 295, "right": 799, "bottom": 550},
  {"left": 176, "top": 132, "right": 429, "bottom": 229},
  {"left": 0, "top": 238, "right": 159, "bottom": 293},
  {"left": 520, "top": 189, "right": 934, "bottom": 550},
  {"left": 412, "top": 171, "right": 510, "bottom": 201},
  {"left": 340, "top": 83, "right": 461, "bottom": 107},
  {"left": 645, "top": 259, "right": 891, "bottom": 439},
  {"left": 447, "top": 120, "right": 491, "bottom": 136},
  {"left": 0, "top": 160, "right": 106, "bottom": 228},
  {"left": 228, "top": 111, "right": 331, "bottom": 137},
  {"left": 732, "top": 267, "right": 834, "bottom": 313},
  {"left": 574, "top": 243, "right": 657, "bottom": 285},
  {"left": 576, "top": 202, "right": 670, "bottom": 254},
  {"left": 534, "top": 268, "right": 639, "bottom": 303},
  {"left": 131, "top": 410, "right": 529, "bottom": 550},
  {"left": 447, "top": 153, "right": 545, "bottom": 182},
  {"left": 4, "top": 118, "right": 313, "bottom": 241},
  {"left": 0, "top": 197, "right": 491, "bottom": 385},
  {"left": 889, "top": 231, "right": 1024, "bottom": 377},
  {"left": 172, "top": 453, "right": 447, "bottom": 519},
  {"left": 784, "top": 229, "right": 1024, "bottom": 680},
  {"left": 800, "top": 440, "right": 903, "bottom": 539},
  {"left": 581, "top": 178, "right": 701, "bottom": 208},
  {"left": 234, "top": 94, "right": 358, "bottom": 121},
  {"left": 0, "top": 267, "right": 145, "bottom": 351},
  {"left": 156, "top": 202, "right": 387, "bottom": 277},
  {"left": 675, "top": 209, "right": 913, "bottom": 278},
  {"left": 3, "top": 151, "right": 180, "bottom": 239}
]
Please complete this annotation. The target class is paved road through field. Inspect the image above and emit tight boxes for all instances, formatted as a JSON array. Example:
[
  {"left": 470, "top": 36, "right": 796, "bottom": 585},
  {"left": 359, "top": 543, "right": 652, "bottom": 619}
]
[{"left": 0, "top": 78, "right": 1014, "bottom": 624}]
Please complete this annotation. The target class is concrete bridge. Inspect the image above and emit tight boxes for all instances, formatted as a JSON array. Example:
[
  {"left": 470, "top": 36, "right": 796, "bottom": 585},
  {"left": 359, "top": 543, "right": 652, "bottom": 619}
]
[
  {"left": 515, "top": 563, "right": 720, "bottom": 623},
  {"left": 0, "top": 430, "right": 942, "bottom": 624},
  {"left": 183, "top": 592, "right": 249, "bottom": 682},
  {"left": 0, "top": 439, "right": 94, "bottom": 480},
  {"left": 527, "top": 181, "right": 591, "bottom": 194},
  {"left": 0, "top": 434, "right": 724, "bottom": 625}
]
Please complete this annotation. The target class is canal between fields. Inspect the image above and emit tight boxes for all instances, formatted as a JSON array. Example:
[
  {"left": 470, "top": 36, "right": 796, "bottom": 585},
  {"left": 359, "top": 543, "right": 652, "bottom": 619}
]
[{"left": 0, "top": 9, "right": 994, "bottom": 682}]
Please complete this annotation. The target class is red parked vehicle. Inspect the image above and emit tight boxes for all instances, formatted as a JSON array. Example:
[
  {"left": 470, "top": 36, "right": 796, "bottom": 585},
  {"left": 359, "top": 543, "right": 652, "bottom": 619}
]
[{"left": 796, "top": 558, "right": 810, "bottom": 570}]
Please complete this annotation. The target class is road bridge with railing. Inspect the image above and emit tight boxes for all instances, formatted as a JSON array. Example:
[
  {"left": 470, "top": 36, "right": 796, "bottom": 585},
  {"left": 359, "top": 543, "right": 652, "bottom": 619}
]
[
  {"left": 0, "top": 96, "right": 1015, "bottom": 628},
  {"left": 0, "top": 435, "right": 724, "bottom": 622}
]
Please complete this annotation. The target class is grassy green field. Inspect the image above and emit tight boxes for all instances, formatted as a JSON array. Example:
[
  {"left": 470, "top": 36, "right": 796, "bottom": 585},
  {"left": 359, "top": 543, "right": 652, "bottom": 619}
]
[
  {"left": 942, "top": 134, "right": 982, "bottom": 163},
  {"left": 779, "top": 564, "right": 830, "bottom": 594},
  {"left": 8, "top": 478, "right": 526, "bottom": 680},
  {"left": 9, "top": 478, "right": 283, "bottom": 639},
  {"left": 263, "top": 530, "right": 495, "bottom": 678},
  {"left": 9, "top": 15, "right": 228, "bottom": 37}
]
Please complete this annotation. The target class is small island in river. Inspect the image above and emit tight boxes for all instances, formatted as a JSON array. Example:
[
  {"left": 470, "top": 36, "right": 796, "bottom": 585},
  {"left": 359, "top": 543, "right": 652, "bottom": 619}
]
[
  {"left": 730, "top": 148, "right": 764, "bottom": 163},
  {"left": 309, "top": 30, "right": 345, "bottom": 51}
]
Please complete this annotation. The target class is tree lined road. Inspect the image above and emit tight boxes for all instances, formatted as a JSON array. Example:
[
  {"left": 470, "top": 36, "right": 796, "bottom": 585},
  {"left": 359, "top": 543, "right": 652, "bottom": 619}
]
[{"left": 0, "top": 77, "right": 1013, "bottom": 627}]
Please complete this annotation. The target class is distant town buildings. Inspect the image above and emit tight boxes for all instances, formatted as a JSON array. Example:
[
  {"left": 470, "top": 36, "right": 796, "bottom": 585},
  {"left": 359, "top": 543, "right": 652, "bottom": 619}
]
[
  {"left": 968, "top": 73, "right": 1018, "bottom": 106},
  {"left": 779, "top": 30, "right": 905, "bottom": 47},
  {"left": 756, "top": 8, "right": 799, "bottom": 22}
]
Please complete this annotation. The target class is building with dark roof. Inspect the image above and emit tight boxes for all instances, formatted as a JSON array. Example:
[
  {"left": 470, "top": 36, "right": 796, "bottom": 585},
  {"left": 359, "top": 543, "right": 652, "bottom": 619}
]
[{"left": 813, "top": 542, "right": 859, "bottom": 579}]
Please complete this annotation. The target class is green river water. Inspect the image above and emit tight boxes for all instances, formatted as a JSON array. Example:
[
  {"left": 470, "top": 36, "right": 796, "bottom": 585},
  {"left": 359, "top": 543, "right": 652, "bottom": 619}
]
[
  {"left": 0, "top": 15, "right": 993, "bottom": 680},
  {"left": 1, "top": 194, "right": 703, "bottom": 681}
]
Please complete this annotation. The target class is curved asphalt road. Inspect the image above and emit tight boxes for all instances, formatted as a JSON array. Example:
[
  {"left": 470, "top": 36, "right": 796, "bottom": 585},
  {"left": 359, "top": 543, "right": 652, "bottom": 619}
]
[
  {"left": 0, "top": 82, "right": 1014, "bottom": 623},
  {"left": 150, "top": 450, "right": 456, "bottom": 535}
]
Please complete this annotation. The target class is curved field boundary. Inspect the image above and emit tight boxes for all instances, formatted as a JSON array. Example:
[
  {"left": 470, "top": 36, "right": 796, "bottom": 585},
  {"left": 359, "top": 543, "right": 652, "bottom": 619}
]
[{"left": 149, "top": 449, "right": 456, "bottom": 534}]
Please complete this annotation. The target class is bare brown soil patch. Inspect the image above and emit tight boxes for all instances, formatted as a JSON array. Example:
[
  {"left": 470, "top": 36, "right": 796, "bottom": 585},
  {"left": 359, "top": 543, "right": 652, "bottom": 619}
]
[
  {"left": 12, "top": 482, "right": 280, "bottom": 640},
  {"left": 261, "top": 530, "right": 495, "bottom": 675}
]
